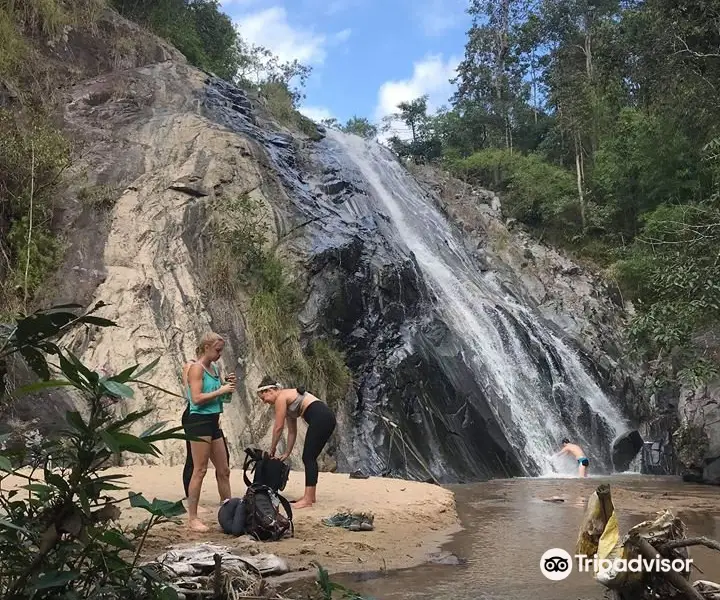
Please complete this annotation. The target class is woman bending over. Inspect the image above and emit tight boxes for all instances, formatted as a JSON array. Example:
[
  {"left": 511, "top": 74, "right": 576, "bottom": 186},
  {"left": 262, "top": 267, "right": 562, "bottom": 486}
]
[
  {"left": 257, "top": 376, "right": 336, "bottom": 509},
  {"left": 183, "top": 332, "right": 235, "bottom": 531}
]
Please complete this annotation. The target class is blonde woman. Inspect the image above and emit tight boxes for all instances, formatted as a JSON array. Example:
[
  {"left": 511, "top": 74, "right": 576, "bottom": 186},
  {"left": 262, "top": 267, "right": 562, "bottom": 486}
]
[{"left": 183, "top": 332, "right": 235, "bottom": 532}]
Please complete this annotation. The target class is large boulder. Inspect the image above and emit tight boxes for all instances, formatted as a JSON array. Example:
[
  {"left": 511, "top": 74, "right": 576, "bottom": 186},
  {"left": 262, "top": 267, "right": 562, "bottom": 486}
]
[
  {"left": 675, "top": 379, "right": 720, "bottom": 485},
  {"left": 612, "top": 430, "right": 644, "bottom": 472}
]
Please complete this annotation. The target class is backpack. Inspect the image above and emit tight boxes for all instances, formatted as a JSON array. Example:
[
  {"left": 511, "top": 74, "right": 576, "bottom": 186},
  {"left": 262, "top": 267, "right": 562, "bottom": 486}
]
[
  {"left": 217, "top": 497, "right": 247, "bottom": 536},
  {"left": 243, "top": 483, "right": 293, "bottom": 542},
  {"left": 243, "top": 447, "right": 290, "bottom": 492}
]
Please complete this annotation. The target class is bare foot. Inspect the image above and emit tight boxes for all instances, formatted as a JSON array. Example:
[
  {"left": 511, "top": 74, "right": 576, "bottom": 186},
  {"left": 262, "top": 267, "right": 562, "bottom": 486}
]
[
  {"left": 292, "top": 499, "right": 314, "bottom": 509},
  {"left": 188, "top": 518, "right": 209, "bottom": 532}
]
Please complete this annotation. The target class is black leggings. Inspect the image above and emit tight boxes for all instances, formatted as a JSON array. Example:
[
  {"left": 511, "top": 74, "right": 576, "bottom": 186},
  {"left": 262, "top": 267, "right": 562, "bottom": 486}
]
[
  {"left": 301, "top": 401, "right": 336, "bottom": 487},
  {"left": 181, "top": 407, "right": 230, "bottom": 498}
]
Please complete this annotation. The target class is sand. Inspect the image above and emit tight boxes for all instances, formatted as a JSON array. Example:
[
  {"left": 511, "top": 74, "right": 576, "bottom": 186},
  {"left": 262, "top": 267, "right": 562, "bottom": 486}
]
[{"left": 3, "top": 466, "right": 459, "bottom": 575}]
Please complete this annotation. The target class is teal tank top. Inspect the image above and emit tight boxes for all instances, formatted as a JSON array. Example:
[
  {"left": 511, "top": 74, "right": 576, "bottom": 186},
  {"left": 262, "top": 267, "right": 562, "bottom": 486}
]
[{"left": 186, "top": 363, "right": 229, "bottom": 415}]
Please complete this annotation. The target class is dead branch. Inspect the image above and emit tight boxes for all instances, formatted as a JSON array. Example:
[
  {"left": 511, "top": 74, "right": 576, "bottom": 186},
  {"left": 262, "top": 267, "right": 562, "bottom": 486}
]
[
  {"left": 674, "top": 35, "right": 720, "bottom": 59},
  {"left": 660, "top": 536, "right": 720, "bottom": 554},
  {"left": 213, "top": 553, "right": 222, "bottom": 599},
  {"left": 630, "top": 535, "right": 704, "bottom": 600}
]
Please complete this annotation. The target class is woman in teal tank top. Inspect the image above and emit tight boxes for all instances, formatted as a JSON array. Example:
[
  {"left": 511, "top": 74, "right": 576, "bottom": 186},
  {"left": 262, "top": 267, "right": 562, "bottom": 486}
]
[{"left": 183, "top": 332, "right": 236, "bottom": 533}]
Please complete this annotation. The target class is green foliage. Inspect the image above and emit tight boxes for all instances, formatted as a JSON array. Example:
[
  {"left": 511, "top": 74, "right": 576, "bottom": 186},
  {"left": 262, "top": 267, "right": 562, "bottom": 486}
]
[
  {"left": 341, "top": 116, "right": 377, "bottom": 140},
  {"left": 78, "top": 184, "right": 117, "bottom": 210},
  {"left": 592, "top": 108, "right": 704, "bottom": 235},
  {"left": 1, "top": 0, "right": 103, "bottom": 38},
  {"left": 0, "top": 302, "right": 185, "bottom": 598},
  {"left": 206, "top": 192, "right": 352, "bottom": 406},
  {"left": 109, "top": 0, "right": 240, "bottom": 79},
  {"left": 260, "top": 81, "right": 321, "bottom": 139},
  {"left": 0, "top": 8, "right": 28, "bottom": 79},
  {"left": 449, "top": 148, "right": 578, "bottom": 227},
  {"left": 314, "top": 563, "right": 374, "bottom": 600},
  {"left": 0, "top": 110, "right": 71, "bottom": 314},
  {"left": 619, "top": 200, "right": 720, "bottom": 362}
]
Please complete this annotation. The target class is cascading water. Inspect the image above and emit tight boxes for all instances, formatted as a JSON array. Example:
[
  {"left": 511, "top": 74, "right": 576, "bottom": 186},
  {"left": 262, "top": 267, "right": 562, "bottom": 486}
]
[
  {"left": 201, "top": 76, "right": 630, "bottom": 479},
  {"left": 323, "top": 130, "right": 629, "bottom": 476}
]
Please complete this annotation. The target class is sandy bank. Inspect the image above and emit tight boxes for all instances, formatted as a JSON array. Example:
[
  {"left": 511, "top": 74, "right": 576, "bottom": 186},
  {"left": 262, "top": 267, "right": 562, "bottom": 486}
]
[
  {"left": 3, "top": 466, "right": 459, "bottom": 574},
  {"left": 129, "top": 467, "right": 459, "bottom": 573}
]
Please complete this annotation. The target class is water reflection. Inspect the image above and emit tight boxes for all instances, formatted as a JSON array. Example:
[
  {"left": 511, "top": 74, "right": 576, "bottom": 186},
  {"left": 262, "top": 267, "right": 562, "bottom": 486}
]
[{"left": 334, "top": 476, "right": 720, "bottom": 600}]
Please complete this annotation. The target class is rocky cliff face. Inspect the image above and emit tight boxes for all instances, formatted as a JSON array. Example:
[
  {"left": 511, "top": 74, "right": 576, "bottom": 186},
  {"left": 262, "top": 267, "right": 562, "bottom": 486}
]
[
  {"left": 409, "top": 165, "right": 636, "bottom": 399},
  {"left": 408, "top": 166, "right": 720, "bottom": 485},
  {"left": 9, "top": 8, "right": 714, "bottom": 484}
]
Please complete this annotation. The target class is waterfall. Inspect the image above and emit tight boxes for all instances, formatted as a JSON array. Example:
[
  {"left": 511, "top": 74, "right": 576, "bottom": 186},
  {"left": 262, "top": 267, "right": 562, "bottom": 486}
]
[{"left": 325, "top": 130, "right": 629, "bottom": 475}]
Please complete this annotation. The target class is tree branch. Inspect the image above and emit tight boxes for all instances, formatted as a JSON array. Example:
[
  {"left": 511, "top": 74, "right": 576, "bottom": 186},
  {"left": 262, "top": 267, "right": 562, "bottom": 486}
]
[
  {"left": 674, "top": 34, "right": 720, "bottom": 59},
  {"left": 630, "top": 535, "right": 704, "bottom": 600},
  {"left": 659, "top": 536, "right": 720, "bottom": 554},
  {"left": 23, "top": 140, "right": 36, "bottom": 312}
]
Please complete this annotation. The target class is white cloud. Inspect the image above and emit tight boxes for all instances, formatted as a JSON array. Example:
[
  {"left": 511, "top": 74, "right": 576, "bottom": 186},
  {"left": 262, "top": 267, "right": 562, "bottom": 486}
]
[
  {"left": 330, "top": 28, "right": 352, "bottom": 45},
  {"left": 374, "top": 54, "right": 459, "bottom": 140},
  {"left": 299, "top": 105, "right": 334, "bottom": 123},
  {"left": 235, "top": 7, "right": 331, "bottom": 66},
  {"left": 302, "top": 0, "right": 364, "bottom": 15},
  {"left": 220, "top": 0, "right": 260, "bottom": 7},
  {"left": 414, "top": 0, "right": 468, "bottom": 36}
]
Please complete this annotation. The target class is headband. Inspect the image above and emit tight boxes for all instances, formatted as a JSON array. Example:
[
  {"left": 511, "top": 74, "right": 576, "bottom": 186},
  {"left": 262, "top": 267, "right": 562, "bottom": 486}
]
[{"left": 257, "top": 383, "right": 280, "bottom": 392}]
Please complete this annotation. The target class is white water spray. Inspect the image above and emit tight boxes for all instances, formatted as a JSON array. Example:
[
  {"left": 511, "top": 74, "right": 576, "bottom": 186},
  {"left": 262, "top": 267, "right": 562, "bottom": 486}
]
[{"left": 331, "top": 131, "right": 629, "bottom": 474}]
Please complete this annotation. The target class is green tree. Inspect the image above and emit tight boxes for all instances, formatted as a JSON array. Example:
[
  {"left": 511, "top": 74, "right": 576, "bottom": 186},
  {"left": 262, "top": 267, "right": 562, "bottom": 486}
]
[
  {"left": 341, "top": 116, "right": 377, "bottom": 139},
  {"left": 453, "top": 0, "right": 533, "bottom": 151}
]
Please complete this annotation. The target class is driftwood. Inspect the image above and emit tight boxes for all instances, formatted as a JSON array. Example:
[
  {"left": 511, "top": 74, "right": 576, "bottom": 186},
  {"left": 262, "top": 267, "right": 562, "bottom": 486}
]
[
  {"left": 579, "top": 484, "right": 720, "bottom": 600},
  {"left": 661, "top": 537, "right": 720, "bottom": 554},
  {"left": 630, "top": 535, "right": 703, "bottom": 600},
  {"left": 145, "top": 544, "right": 291, "bottom": 600}
]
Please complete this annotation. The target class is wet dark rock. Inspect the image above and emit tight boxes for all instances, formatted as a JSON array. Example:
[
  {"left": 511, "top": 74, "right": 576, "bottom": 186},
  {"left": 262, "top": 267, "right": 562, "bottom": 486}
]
[
  {"left": 427, "top": 552, "right": 466, "bottom": 566},
  {"left": 612, "top": 430, "right": 644, "bottom": 472},
  {"left": 702, "top": 456, "right": 720, "bottom": 485},
  {"left": 321, "top": 179, "right": 351, "bottom": 195},
  {"left": 168, "top": 175, "right": 209, "bottom": 197},
  {"left": 561, "top": 265, "right": 582, "bottom": 276},
  {"left": 268, "top": 133, "right": 293, "bottom": 148}
]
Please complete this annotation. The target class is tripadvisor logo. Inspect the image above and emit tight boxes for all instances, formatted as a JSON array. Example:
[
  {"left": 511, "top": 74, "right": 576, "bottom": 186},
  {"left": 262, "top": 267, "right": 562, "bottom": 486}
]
[
  {"left": 540, "top": 548, "right": 572, "bottom": 581},
  {"left": 539, "top": 548, "right": 693, "bottom": 582}
]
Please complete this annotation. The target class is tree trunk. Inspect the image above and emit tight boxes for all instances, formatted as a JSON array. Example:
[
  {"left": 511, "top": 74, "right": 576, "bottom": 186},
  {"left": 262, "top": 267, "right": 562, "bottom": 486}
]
[
  {"left": 574, "top": 132, "right": 587, "bottom": 231},
  {"left": 531, "top": 51, "right": 538, "bottom": 125},
  {"left": 583, "top": 10, "right": 597, "bottom": 156},
  {"left": 495, "top": 0, "right": 510, "bottom": 149}
]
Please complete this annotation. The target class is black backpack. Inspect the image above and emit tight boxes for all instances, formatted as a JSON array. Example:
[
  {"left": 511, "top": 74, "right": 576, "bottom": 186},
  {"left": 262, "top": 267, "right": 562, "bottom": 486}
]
[
  {"left": 243, "top": 483, "right": 293, "bottom": 541},
  {"left": 243, "top": 447, "right": 290, "bottom": 492},
  {"left": 217, "top": 497, "right": 247, "bottom": 536}
]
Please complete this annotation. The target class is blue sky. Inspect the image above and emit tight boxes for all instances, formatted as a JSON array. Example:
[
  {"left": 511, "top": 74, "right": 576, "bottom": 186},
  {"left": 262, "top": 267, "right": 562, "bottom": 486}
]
[{"left": 219, "top": 0, "right": 471, "bottom": 130}]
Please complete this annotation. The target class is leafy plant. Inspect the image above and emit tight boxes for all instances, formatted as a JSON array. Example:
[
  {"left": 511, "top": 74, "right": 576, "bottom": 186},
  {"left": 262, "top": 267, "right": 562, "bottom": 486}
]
[
  {"left": 0, "top": 302, "right": 187, "bottom": 599},
  {"left": 314, "top": 563, "right": 374, "bottom": 600},
  {"left": 0, "top": 109, "right": 71, "bottom": 315}
]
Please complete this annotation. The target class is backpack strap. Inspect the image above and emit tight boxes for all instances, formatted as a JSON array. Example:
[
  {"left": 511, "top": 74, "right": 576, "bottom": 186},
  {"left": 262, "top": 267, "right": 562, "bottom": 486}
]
[
  {"left": 276, "top": 493, "right": 294, "bottom": 538},
  {"left": 243, "top": 448, "right": 262, "bottom": 487}
]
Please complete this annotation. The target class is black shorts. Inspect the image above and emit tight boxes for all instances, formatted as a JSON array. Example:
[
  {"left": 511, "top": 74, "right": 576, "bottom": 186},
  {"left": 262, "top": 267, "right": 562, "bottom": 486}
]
[{"left": 183, "top": 412, "right": 223, "bottom": 440}]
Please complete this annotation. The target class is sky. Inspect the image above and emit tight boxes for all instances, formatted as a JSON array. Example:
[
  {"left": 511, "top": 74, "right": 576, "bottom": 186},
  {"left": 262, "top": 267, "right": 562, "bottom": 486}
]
[{"left": 219, "top": 0, "right": 472, "bottom": 132}]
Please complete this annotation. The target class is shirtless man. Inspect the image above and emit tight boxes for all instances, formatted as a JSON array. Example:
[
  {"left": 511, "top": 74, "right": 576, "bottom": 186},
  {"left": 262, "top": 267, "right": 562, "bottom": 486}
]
[{"left": 555, "top": 438, "right": 589, "bottom": 477}]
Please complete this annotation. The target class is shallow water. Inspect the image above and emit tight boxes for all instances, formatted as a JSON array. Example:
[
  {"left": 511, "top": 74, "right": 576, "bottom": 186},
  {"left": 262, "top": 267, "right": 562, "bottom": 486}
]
[{"left": 334, "top": 475, "right": 720, "bottom": 600}]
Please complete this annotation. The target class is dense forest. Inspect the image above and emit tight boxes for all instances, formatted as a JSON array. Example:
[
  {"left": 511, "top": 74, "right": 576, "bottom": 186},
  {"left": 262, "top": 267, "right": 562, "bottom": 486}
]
[{"left": 349, "top": 0, "right": 720, "bottom": 389}]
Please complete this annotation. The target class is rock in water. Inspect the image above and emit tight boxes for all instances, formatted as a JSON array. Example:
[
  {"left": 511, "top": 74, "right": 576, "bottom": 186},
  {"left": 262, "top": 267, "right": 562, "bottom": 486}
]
[{"left": 612, "top": 430, "right": 644, "bottom": 472}]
